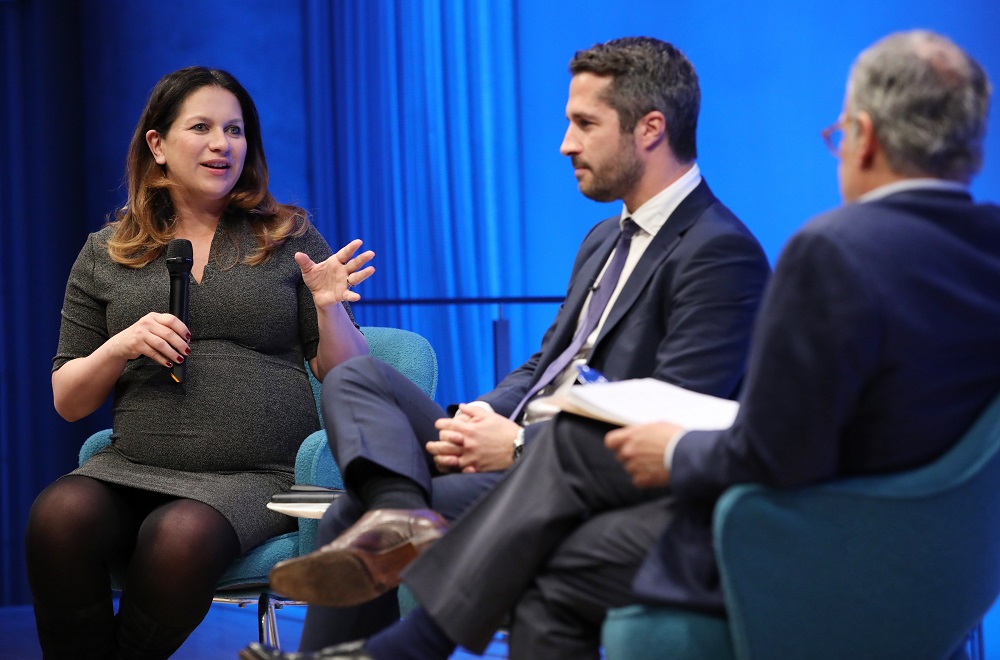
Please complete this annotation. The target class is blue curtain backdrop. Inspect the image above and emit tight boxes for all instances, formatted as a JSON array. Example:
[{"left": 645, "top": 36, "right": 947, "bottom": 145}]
[
  {"left": 304, "top": 0, "right": 527, "bottom": 406},
  {"left": 0, "top": 0, "right": 95, "bottom": 606}
]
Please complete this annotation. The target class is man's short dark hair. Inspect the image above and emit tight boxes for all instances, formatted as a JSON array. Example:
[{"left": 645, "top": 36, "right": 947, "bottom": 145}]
[{"left": 569, "top": 37, "right": 700, "bottom": 162}]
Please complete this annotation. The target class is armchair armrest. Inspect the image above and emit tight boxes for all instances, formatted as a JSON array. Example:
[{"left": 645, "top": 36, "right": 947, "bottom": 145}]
[
  {"left": 293, "top": 430, "right": 344, "bottom": 554},
  {"left": 79, "top": 429, "right": 113, "bottom": 466},
  {"left": 294, "top": 430, "right": 344, "bottom": 490}
]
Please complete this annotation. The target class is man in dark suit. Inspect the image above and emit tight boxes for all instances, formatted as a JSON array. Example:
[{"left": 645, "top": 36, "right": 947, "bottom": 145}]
[
  {"left": 242, "top": 29, "right": 1000, "bottom": 660},
  {"left": 261, "top": 36, "right": 769, "bottom": 653},
  {"left": 611, "top": 28, "right": 1000, "bottom": 616}
]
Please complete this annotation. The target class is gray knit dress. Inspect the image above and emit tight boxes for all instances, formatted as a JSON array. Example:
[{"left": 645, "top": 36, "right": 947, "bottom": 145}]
[{"left": 53, "top": 216, "right": 353, "bottom": 553}]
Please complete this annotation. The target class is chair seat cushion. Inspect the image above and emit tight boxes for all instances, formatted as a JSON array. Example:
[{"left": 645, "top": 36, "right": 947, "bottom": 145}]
[
  {"left": 602, "top": 605, "right": 735, "bottom": 660},
  {"left": 217, "top": 531, "right": 300, "bottom": 591}
]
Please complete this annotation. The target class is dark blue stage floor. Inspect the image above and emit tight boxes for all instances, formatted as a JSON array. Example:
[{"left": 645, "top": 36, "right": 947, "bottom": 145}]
[
  {"left": 2, "top": 598, "right": 997, "bottom": 658},
  {"left": 0, "top": 600, "right": 509, "bottom": 659}
]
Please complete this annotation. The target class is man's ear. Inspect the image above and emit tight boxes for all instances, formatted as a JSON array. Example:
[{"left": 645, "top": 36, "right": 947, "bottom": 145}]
[
  {"left": 146, "top": 129, "right": 167, "bottom": 165},
  {"left": 853, "top": 111, "right": 877, "bottom": 169},
  {"left": 636, "top": 110, "right": 667, "bottom": 151}
]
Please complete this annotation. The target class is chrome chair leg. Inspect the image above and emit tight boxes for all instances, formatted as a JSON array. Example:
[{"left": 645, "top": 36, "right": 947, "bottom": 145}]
[
  {"left": 266, "top": 598, "right": 281, "bottom": 649},
  {"left": 256, "top": 592, "right": 269, "bottom": 646}
]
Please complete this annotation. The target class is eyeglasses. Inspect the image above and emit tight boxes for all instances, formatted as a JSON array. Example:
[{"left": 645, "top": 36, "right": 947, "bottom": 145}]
[{"left": 821, "top": 116, "right": 852, "bottom": 157}]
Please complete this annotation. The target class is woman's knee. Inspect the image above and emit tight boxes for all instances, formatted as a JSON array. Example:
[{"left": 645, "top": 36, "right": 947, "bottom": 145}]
[
  {"left": 135, "top": 499, "right": 239, "bottom": 570},
  {"left": 26, "top": 476, "right": 121, "bottom": 550}
]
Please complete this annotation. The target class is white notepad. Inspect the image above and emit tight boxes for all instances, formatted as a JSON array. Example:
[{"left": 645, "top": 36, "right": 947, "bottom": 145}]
[{"left": 544, "top": 378, "right": 739, "bottom": 429}]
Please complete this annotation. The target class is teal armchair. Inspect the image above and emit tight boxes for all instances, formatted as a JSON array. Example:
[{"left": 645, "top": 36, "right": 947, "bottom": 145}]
[{"left": 603, "top": 391, "right": 1000, "bottom": 660}]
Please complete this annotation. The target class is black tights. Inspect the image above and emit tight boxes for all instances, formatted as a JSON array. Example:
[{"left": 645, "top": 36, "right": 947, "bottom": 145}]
[{"left": 25, "top": 475, "right": 241, "bottom": 659}]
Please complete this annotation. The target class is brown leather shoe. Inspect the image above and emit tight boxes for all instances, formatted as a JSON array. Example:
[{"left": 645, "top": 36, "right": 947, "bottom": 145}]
[{"left": 269, "top": 508, "right": 447, "bottom": 607}]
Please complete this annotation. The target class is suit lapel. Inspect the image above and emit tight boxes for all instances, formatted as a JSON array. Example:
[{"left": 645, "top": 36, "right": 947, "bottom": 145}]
[
  {"left": 542, "top": 223, "right": 619, "bottom": 365},
  {"left": 596, "top": 181, "right": 717, "bottom": 345}
]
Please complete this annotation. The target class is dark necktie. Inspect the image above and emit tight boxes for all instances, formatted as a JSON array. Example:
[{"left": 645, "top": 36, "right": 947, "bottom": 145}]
[{"left": 509, "top": 219, "right": 639, "bottom": 421}]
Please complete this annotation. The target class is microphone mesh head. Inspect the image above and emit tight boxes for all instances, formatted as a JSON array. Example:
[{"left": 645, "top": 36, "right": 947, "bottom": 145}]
[
  {"left": 165, "top": 239, "right": 194, "bottom": 274},
  {"left": 166, "top": 239, "right": 193, "bottom": 260}
]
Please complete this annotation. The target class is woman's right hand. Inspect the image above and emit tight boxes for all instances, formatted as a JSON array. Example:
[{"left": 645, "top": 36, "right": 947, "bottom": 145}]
[
  {"left": 53, "top": 312, "right": 192, "bottom": 421},
  {"left": 108, "top": 312, "right": 191, "bottom": 367}
]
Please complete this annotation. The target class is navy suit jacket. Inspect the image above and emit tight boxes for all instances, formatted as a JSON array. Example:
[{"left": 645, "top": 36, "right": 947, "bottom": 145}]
[
  {"left": 479, "top": 181, "right": 771, "bottom": 444},
  {"left": 635, "top": 189, "right": 1000, "bottom": 613}
]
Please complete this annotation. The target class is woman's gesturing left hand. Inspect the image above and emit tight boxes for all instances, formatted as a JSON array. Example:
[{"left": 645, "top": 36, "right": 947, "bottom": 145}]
[{"left": 294, "top": 239, "right": 375, "bottom": 307}]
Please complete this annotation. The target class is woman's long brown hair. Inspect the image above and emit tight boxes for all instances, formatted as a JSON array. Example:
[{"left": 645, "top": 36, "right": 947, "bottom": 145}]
[{"left": 107, "top": 66, "right": 308, "bottom": 268}]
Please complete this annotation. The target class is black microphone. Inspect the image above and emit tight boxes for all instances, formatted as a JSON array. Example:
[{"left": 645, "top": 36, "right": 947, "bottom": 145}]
[{"left": 165, "top": 239, "right": 193, "bottom": 384}]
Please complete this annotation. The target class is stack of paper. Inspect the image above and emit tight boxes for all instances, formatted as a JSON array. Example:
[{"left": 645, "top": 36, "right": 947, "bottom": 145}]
[{"left": 547, "top": 378, "right": 739, "bottom": 429}]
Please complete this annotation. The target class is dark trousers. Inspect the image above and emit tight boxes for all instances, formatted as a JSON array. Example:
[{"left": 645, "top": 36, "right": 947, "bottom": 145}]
[
  {"left": 300, "top": 356, "right": 506, "bottom": 650},
  {"left": 403, "top": 412, "right": 674, "bottom": 658}
]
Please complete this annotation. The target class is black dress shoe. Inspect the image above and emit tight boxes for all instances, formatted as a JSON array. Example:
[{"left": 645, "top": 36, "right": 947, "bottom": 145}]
[
  {"left": 239, "top": 640, "right": 372, "bottom": 659},
  {"left": 269, "top": 508, "right": 447, "bottom": 607}
]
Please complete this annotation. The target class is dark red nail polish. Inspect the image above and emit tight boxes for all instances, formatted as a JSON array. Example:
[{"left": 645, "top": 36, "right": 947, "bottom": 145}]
[
  {"left": 176, "top": 356, "right": 184, "bottom": 363},
  {"left": 185, "top": 346, "right": 191, "bottom": 355},
  {"left": 166, "top": 361, "right": 173, "bottom": 368}
]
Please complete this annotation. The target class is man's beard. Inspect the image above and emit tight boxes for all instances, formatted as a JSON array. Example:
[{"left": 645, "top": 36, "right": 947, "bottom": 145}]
[{"left": 577, "top": 138, "right": 644, "bottom": 203}]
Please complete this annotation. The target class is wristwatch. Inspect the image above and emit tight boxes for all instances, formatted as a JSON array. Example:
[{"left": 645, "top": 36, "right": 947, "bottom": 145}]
[{"left": 513, "top": 427, "right": 525, "bottom": 461}]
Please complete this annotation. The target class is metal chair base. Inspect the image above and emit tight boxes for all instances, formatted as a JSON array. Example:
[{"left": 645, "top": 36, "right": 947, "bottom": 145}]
[{"left": 212, "top": 591, "right": 306, "bottom": 650}]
